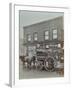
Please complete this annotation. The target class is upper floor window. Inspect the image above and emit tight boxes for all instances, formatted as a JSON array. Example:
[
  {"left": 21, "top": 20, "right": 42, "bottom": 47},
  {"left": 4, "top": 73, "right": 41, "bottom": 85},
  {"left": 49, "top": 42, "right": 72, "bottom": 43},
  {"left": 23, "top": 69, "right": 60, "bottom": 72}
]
[
  {"left": 45, "top": 31, "right": 49, "bottom": 40},
  {"left": 53, "top": 29, "right": 57, "bottom": 39},
  {"left": 34, "top": 32, "right": 38, "bottom": 41},
  {"left": 27, "top": 34, "right": 31, "bottom": 41}
]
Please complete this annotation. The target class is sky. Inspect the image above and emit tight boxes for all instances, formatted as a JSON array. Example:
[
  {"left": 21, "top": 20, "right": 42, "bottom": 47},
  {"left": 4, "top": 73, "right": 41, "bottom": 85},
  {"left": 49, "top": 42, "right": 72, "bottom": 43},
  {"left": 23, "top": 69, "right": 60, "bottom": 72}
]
[{"left": 19, "top": 10, "right": 64, "bottom": 26}]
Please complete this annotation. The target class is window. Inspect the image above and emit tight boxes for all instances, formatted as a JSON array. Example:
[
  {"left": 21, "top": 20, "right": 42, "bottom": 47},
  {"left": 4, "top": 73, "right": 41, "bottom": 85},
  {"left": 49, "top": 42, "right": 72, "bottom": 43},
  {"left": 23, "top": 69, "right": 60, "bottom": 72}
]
[
  {"left": 45, "top": 45, "right": 49, "bottom": 49},
  {"left": 45, "top": 31, "right": 49, "bottom": 40},
  {"left": 53, "top": 29, "right": 57, "bottom": 39},
  {"left": 28, "top": 46, "right": 36, "bottom": 57},
  {"left": 37, "top": 44, "right": 40, "bottom": 48},
  {"left": 34, "top": 32, "right": 38, "bottom": 41},
  {"left": 58, "top": 44, "right": 61, "bottom": 48},
  {"left": 27, "top": 34, "right": 31, "bottom": 41}
]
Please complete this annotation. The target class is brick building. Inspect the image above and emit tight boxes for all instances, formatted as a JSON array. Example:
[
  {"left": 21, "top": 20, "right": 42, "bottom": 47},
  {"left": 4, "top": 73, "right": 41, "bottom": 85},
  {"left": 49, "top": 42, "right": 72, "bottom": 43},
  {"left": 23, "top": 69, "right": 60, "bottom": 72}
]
[{"left": 23, "top": 16, "right": 64, "bottom": 57}]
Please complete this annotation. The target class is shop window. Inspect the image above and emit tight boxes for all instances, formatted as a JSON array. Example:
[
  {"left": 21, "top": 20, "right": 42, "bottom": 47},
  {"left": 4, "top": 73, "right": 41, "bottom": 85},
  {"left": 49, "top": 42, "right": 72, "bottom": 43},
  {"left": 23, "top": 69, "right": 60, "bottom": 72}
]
[{"left": 45, "top": 45, "right": 49, "bottom": 49}]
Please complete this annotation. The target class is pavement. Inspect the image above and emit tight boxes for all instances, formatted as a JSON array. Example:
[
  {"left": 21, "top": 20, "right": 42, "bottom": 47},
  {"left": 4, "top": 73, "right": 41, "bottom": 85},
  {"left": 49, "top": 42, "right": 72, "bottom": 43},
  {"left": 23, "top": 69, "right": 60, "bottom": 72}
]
[{"left": 19, "top": 60, "right": 63, "bottom": 79}]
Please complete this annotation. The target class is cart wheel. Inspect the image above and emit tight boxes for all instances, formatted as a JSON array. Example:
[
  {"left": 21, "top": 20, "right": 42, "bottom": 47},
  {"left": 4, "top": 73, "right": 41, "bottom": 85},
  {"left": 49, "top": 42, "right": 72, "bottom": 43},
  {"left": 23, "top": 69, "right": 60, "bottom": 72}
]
[{"left": 45, "top": 58, "right": 55, "bottom": 71}]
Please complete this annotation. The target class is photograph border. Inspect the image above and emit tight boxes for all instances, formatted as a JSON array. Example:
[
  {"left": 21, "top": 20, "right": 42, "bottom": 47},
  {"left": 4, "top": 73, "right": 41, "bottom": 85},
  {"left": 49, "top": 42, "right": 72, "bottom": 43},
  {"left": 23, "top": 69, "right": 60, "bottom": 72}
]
[{"left": 9, "top": 3, "right": 70, "bottom": 87}]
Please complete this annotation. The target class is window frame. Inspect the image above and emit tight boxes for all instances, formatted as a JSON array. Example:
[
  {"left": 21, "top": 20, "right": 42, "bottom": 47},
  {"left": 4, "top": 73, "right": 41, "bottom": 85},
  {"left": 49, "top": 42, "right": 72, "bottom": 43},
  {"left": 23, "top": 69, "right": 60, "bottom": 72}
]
[
  {"left": 27, "top": 34, "right": 31, "bottom": 42},
  {"left": 33, "top": 32, "right": 38, "bottom": 41},
  {"left": 45, "top": 44, "right": 49, "bottom": 49},
  {"left": 52, "top": 29, "right": 58, "bottom": 40},
  {"left": 44, "top": 30, "right": 50, "bottom": 40}
]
